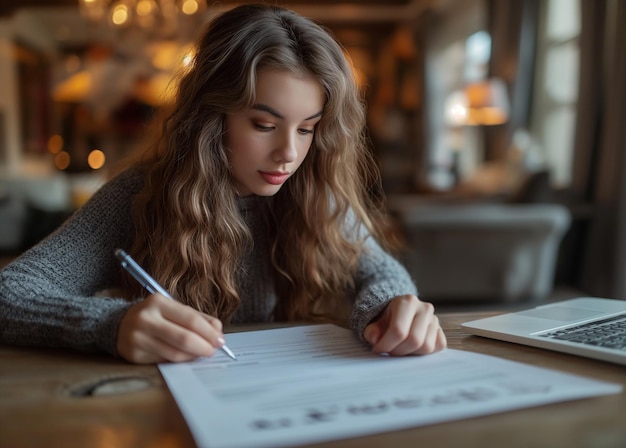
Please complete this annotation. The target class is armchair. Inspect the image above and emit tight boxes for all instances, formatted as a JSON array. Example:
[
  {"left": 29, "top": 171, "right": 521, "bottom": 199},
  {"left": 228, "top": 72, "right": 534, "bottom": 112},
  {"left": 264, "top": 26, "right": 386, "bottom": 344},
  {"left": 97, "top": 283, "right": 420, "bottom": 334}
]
[{"left": 389, "top": 197, "right": 571, "bottom": 304}]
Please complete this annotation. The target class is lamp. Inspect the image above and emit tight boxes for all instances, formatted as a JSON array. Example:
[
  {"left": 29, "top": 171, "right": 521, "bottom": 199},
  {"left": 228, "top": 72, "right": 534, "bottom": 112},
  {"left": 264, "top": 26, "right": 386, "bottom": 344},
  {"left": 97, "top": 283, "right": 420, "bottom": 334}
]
[
  {"left": 443, "top": 77, "right": 510, "bottom": 186},
  {"left": 463, "top": 77, "right": 510, "bottom": 126},
  {"left": 445, "top": 78, "right": 510, "bottom": 128}
]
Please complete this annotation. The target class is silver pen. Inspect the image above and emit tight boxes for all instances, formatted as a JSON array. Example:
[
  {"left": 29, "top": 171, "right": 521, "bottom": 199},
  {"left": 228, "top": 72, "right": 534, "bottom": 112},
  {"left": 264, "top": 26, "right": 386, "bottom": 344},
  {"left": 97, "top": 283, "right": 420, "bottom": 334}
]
[{"left": 115, "top": 248, "right": 237, "bottom": 360}]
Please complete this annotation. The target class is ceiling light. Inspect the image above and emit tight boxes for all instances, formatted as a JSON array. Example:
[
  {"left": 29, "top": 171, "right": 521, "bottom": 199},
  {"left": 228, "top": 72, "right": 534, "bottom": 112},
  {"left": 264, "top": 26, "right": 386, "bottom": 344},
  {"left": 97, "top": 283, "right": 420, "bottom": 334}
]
[{"left": 79, "top": 0, "right": 206, "bottom": 38}]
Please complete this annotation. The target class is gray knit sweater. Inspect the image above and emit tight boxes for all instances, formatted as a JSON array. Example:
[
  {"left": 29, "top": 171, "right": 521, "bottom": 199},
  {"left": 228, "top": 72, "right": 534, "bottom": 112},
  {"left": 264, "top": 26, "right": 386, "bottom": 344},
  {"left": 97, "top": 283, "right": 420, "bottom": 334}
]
[{"left": 0, "top": 168, "right": 417, "bottom": 357}]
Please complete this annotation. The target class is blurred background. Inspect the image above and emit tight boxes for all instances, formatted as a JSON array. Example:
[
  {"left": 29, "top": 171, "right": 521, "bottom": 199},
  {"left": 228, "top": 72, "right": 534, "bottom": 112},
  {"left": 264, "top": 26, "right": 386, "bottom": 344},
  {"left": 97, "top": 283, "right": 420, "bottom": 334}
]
[{"left": 0, "top": 0, "right": 624, "bottom": 308}]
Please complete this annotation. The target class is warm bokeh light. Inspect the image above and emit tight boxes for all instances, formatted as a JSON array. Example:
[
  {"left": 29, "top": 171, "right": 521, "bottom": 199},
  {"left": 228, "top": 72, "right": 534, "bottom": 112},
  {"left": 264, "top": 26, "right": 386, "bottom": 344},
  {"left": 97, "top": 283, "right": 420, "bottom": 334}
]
[
  {"left": 55, "top": 151, "right": 71, "bottom": 170},
  {"left": 151, "top": 42, "right": 179, "bottom": 70},
  {"left": 48, "top": 135, "right": 64, "bottom": 154},
  {"left": 181, "top": 0, "right": 199, "bottom": 15},
  {"left": 87, "top": 149, "right": 106, "bottom": 170},
  {"left": 111, "top": 4, "right": 129, "bottom": 26},
  {"left": 136, "top": 0, "right": 156, "bottom": 17},
  {"left": 52, "top": 70, "right": 92, "bottom": 102}
]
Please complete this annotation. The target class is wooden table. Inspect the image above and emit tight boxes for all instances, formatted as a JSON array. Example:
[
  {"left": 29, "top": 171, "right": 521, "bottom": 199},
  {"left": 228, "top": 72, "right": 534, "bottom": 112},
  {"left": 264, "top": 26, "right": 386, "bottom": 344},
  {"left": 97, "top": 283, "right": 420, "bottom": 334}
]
[{"left": 1, "top": 312, "right": 625, "bottom": 448}]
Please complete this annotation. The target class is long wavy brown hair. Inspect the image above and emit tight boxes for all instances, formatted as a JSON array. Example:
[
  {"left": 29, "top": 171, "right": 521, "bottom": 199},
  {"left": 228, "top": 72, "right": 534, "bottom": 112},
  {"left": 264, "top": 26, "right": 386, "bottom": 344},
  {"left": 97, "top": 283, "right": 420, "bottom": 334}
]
[{"left": 122, "top": 3, "right": 398, "bottom": 323}]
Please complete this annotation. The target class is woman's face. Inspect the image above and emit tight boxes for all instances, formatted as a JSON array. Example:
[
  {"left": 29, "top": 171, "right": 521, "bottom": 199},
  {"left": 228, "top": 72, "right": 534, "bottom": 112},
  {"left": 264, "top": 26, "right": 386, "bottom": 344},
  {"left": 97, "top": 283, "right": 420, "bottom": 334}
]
[{"left": 224, "top": 69, "right": 324, "bottom": 196}]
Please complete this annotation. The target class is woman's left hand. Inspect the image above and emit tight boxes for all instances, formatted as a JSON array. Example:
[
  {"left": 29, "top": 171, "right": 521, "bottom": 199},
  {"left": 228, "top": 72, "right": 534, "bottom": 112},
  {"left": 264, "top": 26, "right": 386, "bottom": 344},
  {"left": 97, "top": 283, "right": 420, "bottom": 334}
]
[{"left": 363, "top": 294, "right": 447, "bottom": 356}]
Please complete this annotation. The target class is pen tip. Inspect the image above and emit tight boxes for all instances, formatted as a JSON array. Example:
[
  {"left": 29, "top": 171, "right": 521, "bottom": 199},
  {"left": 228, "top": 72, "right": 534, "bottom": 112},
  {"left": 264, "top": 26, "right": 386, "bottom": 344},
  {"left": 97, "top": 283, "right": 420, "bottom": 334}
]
[{"left": 222, "top": 345, "right": 237, "bottom": 360}]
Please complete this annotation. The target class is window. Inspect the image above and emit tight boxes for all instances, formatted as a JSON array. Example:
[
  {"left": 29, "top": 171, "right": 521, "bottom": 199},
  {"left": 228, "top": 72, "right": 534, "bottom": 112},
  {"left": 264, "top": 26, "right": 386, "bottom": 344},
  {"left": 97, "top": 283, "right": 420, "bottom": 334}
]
[
  {"left": 530, "top": 0, "right": 581, "bottom": 188},
  {"left": 464, "top": 30, "right": 491, "bottom": 82}
]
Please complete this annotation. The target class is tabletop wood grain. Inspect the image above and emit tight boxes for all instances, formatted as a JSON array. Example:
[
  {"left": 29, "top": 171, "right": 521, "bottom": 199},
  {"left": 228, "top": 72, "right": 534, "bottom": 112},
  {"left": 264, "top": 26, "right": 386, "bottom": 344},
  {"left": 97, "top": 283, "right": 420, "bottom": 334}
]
[{"left": 1, "top": 312, "right": 624, "bottom": 448}]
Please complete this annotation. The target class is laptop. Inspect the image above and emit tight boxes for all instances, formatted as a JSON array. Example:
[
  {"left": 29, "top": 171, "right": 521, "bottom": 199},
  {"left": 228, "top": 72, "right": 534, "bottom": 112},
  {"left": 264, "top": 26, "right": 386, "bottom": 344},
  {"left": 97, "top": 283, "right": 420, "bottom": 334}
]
[{"left": 461, "top": 297, "right": 626, "bottom": 366}]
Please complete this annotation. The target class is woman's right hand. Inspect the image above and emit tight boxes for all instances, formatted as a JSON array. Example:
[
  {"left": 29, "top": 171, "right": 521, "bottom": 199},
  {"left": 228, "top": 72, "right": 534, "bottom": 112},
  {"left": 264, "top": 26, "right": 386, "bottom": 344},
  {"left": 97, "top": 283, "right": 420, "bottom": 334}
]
[{"left": 117, "top": 293, "right": 226, "bottom": 364}]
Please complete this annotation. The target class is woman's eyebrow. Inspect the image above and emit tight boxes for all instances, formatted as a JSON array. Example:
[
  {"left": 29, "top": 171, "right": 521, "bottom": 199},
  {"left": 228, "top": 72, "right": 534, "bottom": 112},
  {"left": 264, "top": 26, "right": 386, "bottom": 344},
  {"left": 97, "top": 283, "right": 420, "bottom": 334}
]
[
  {"left": 303, "top": 110, "right": 324, "bottom": 121},
  {"left": 251, "top": 103, "right": 323, "bottom": 121}
]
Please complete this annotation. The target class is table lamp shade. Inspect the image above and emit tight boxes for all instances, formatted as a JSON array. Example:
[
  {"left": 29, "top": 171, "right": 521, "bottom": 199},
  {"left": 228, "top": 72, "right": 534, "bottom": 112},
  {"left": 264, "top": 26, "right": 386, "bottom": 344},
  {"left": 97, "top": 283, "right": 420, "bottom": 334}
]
[{"left": 463, "top": 77, "right": 510, "bottom": 125}]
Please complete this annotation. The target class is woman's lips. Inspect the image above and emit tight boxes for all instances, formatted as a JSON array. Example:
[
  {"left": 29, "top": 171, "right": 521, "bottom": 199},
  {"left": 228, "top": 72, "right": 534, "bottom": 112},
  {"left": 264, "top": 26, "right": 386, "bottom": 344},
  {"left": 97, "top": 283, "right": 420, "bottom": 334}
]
[{"left": 259, "top": 171, "right": 290, "bottom": 185}]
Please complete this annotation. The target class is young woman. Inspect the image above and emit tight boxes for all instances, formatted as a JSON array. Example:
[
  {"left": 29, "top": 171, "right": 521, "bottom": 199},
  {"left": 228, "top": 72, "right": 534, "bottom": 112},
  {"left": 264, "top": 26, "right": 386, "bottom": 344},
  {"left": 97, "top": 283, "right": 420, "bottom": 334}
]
[{"left": 0, "top": 3, "right": 446, "bottom": 364}]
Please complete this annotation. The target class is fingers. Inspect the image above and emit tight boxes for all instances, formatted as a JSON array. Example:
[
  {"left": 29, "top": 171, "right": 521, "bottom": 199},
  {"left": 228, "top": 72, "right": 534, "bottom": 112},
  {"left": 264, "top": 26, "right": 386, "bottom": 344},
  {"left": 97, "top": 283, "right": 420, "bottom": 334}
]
[
  {"left": 158, "top": 296, "right": 224, "bottom": 348},
  {"left": 122, "top": 331, "right": 199, "bottom": 364},
  {"left": 117, "top": 294, "right": 225, "bottom": 364},
  {"left": 365, "top": 295, "right": 447, "bottom": 357}
]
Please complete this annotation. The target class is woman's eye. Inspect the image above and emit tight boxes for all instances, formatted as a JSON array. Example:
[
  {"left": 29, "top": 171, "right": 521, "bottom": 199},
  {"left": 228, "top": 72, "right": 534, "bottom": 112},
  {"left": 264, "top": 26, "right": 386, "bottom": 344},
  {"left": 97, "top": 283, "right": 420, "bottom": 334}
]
[
  {"left": 254, "top": 123, "right": 274, "bottom": 131},
  {"left": 298, "top": 128, "right": 314, "bottom": 135}
]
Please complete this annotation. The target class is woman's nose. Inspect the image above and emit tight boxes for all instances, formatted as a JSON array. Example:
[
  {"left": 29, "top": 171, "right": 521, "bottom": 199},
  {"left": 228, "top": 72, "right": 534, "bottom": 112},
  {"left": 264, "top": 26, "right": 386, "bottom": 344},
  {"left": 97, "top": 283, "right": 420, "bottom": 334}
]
[{"left": 272, "top": 132, "right": 298, "bottom": 163}]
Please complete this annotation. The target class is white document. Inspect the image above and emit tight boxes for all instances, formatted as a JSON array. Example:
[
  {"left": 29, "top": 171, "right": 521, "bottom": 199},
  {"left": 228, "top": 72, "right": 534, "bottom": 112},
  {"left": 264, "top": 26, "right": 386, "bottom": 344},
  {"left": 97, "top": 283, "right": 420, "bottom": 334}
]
[{"left": 159, "top": 324, "right": 622, "bottom": 448}]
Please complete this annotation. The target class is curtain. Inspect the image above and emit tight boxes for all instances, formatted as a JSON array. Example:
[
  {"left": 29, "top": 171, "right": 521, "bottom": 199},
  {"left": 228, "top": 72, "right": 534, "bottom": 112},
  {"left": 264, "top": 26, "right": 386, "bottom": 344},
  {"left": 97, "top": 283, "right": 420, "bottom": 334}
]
[
  {"left": 576, "top": 0, "right": 626, "bottom": 299},
  {"left": 484, "top": 0, "right": 539, "bottom": 161}
]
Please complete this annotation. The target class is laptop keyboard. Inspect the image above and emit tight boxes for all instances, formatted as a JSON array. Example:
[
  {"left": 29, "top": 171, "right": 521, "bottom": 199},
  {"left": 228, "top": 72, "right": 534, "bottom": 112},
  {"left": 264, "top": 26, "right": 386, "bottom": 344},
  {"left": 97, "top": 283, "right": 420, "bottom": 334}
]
[{"left": 539, "top": 314, "right": 626, "bottom": 351}]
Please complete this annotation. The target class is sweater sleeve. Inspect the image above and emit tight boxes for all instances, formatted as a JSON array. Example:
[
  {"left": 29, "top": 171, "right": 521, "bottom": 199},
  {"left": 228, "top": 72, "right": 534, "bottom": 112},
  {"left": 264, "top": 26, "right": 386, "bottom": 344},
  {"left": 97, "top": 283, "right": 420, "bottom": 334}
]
[
  {"left": 0, "top": 169, "right": 142, "bottom": 356},
  {"left": 350, "top": 234, "right": 418, "bottom": 342}
]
